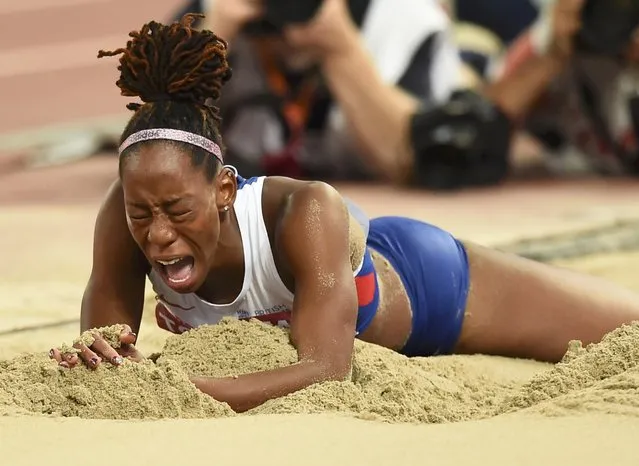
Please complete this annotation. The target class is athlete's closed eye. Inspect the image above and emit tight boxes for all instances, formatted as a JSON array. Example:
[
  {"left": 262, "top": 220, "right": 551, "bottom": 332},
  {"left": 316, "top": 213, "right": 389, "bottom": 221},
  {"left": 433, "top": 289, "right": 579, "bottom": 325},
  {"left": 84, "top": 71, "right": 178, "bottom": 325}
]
[
  {"left": 128, "top": 212, "right": 151, "bottom": 221},
  {"left": 168, "top": 210, "right": 193, "bottom": 221}
]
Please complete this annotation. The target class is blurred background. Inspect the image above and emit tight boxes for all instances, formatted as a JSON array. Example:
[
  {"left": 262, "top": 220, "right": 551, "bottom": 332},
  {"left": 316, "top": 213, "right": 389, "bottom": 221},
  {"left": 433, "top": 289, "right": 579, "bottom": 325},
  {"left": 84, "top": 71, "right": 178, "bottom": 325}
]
[{"left": 1, "top": 0, "right": 639, "bottom": 358}]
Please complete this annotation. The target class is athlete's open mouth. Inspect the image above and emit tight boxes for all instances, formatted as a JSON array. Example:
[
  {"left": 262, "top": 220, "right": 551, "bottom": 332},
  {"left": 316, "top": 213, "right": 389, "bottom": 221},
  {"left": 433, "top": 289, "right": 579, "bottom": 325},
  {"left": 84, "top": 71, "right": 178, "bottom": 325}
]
[{"left": 156, "top": 256, "right": 195, "bottom": 284}]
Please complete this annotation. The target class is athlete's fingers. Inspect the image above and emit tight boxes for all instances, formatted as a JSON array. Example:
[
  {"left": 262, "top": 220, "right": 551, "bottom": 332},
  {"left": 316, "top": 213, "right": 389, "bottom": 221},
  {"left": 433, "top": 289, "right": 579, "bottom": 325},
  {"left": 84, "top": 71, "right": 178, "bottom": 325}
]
[
  {"left": 73, "top": 341, "right": 102, "bottom": 369},
  {"left": 119, "top": 343, "right": 145, "bottom": 362},
  {"left": 50, "top": 348, "right": 80, "bottom": 368},
  {"left": 91, "top": 334, "right": 124, "bottom": 366},
  {"left": 64, "top": 352, "right": 80, "bottom": 368},
  {"left": 49, "top": 348, "right": 63, "bottom": 364},
  {"left": 119, "top": 325, "right": 137, "bottom": 345},
  {"left": 118, "top": 343, "right": 136, "bottom": 358}
]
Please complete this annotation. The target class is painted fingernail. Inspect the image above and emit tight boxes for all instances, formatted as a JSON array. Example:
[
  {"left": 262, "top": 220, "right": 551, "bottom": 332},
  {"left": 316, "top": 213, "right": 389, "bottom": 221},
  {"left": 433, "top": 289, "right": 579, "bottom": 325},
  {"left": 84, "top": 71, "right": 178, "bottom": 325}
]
[
  {"left": 112, "top": 356, "right": 124, "bottom": 365},
  {"left": 49, "top": 349, "right": 55, "bottom": 358}
]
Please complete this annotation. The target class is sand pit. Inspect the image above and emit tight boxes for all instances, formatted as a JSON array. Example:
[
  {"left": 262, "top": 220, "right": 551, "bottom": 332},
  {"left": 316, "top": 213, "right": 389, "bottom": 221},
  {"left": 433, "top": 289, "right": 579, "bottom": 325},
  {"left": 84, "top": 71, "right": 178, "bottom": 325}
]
[
  {"left": 3, "top": 253, "right": 639, "bottom": 465},
  {"left": 4, "top": 316, "right": 639, "bottom": 428},
  {"left": 3, "top": 191, "right": 639, "bottom": 465}
]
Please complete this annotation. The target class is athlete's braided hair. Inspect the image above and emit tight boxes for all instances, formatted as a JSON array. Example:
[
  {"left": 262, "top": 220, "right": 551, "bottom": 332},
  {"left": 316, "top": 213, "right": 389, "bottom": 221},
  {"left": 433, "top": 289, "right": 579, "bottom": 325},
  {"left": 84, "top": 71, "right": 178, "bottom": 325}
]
[{"left": 98, "top": 13, "right": 232, "bottom": 180}]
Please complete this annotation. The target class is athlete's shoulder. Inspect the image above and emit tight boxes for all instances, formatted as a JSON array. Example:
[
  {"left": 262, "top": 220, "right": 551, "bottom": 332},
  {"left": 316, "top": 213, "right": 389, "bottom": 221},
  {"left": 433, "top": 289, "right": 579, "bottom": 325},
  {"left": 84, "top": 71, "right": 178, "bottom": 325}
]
[
  {"left": 262, "top": 176, "right": 339, "bottom": 215},
  {"left": 257, "top": 177, "right": 342, "bottom": 238}
]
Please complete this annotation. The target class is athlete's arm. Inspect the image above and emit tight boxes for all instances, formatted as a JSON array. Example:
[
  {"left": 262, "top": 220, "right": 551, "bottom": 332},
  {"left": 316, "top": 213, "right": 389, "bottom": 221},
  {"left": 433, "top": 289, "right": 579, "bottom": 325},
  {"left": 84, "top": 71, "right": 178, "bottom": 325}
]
[
  {"left": 81, "top": 180, "right": 149, "bottom": 332},
  {"left": 320, "top": 32, "right": 420, "bottom": 180},
  {"left": 191, "top": 182, "right": 358, "bottom": 412},
  {"left": 50, "top": 180, "right": 148, "bottom": 368}
]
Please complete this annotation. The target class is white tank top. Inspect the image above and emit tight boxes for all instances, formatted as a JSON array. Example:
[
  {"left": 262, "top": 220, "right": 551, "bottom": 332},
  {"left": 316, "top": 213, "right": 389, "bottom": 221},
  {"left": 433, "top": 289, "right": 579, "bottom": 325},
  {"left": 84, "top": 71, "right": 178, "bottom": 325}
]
[{"left": 148, "top": 176, "right": 368, "bottom": 334}]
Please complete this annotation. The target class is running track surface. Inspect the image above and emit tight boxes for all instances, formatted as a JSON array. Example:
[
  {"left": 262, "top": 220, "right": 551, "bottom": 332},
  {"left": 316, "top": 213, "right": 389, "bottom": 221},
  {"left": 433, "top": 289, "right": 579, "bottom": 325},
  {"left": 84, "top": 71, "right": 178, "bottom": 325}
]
[{"left": 0, "top": 0, "right": 183, "bottom": 137}]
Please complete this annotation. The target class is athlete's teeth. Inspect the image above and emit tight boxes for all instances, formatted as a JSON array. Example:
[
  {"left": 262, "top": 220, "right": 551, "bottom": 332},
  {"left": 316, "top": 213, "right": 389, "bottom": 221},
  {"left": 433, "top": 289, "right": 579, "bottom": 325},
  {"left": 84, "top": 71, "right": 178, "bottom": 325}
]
[
  {"left": 158, "top": 258, "right": 182, "bottom": 266},
  {"left": 168, "top": 276, "right": 189, "bottom": 284}
]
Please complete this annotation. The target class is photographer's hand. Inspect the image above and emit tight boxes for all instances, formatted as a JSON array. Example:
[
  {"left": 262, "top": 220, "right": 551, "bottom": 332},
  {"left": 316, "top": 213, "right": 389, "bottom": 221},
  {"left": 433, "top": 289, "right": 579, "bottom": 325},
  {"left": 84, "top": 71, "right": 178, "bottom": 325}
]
[
  {"left": 282, "top": 0, "right": 360, "bottom": 60},
  {"left": 203, "top": 0, "right": 264, "bottom": 44},
  {"left": 534, "top": 0, "right": 584, "bottom": 59},
  {"left": 480, "top": 0, "right": 584, "bottom": 121},
  {"left": 625, "top": 29, "right": 639, "bottom": 63}
]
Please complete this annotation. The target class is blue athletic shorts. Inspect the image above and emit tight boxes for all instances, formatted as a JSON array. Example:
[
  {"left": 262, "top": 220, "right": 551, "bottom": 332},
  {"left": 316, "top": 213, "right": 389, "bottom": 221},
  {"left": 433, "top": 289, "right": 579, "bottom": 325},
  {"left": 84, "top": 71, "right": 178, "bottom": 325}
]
[{"left": 366, "top": 216, "right": 470, "bottom": 357}]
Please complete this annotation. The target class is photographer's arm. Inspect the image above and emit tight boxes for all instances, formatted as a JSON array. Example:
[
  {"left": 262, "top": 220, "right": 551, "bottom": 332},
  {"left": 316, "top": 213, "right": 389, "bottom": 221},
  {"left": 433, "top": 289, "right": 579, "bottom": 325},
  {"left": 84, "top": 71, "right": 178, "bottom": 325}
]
[
  {"left": 482, "top": 29, "right": 566, "bottom": 121},
  {"left": 283, "top": 0, "right": 433, "bottom": 182},
  {"left": 320, "top": 32, "right": 420, "bottom": 182},
  {"left": 202, "top": 0, "right": 263, "bottom": 45},
  {"left": 483, "top": 0, "right": 584, "bottom": 119}
]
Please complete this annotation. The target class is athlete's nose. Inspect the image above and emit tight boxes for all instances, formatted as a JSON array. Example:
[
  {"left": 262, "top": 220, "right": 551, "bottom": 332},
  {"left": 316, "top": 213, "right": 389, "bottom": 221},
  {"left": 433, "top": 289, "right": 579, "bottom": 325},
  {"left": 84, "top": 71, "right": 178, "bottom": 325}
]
[{"left": 147, "top": 216, "right": 177, "bottom": 248}]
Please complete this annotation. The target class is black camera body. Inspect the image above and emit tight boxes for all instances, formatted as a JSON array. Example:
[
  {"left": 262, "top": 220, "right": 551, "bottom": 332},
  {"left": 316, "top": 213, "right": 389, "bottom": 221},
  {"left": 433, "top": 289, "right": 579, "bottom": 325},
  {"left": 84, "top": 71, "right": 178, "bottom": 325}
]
[
  {"left": 173, "top": 0, "right": 369, "bottom": 37},
  {"left": 576, "top": 0, "right": 639, "bottom": 56},
  {"left": 245, "top": 0, "right": 369, "bottom": 35},
  {"left": 264, "top": 0, "right": 324, "bottom": 26},
  {"left": 243, "top": 0, "right": 323, "bottom": 35},
  {"left": 410, "top": 90, "right": 513, "bottom": 191}
]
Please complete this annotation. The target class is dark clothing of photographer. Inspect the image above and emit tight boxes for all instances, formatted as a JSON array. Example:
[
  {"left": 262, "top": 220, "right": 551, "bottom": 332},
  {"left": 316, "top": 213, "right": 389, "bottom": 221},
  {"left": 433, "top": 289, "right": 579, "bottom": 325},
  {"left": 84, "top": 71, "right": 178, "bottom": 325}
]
[
  {"left": 456, "top": 0, "right": 539, "bottom": 46},
  {"left": 486, "top": 0, "right": 639, "bottom": 177}
]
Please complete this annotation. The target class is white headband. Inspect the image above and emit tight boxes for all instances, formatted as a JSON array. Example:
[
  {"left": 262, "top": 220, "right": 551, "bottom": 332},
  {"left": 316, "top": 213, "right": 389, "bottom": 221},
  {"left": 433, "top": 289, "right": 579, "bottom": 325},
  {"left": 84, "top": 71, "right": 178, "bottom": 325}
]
[{"left": 118, "top": 128, "right": 223, "bottom": 164}]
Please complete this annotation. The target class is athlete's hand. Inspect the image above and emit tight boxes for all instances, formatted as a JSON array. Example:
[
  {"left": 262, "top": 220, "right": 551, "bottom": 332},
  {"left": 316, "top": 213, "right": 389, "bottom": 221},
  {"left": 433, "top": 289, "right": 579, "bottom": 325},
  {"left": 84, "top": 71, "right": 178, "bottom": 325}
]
[{"left": 49, "top": 325, "right": 143, "bottom": 369}]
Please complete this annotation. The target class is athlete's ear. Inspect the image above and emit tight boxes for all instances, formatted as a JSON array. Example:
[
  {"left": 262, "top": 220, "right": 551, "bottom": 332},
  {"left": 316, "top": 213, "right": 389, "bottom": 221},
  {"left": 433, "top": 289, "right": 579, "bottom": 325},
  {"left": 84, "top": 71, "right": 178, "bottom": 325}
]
[{"left": 216, "top": 166, "right": 237, "bottom": 212}]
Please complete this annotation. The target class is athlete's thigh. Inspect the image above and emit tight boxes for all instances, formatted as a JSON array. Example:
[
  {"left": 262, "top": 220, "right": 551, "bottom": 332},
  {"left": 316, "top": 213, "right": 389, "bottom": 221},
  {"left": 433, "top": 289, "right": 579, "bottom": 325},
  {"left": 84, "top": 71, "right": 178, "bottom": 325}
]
[{"left": 455, "top": 242, "right": 639, "bottom": 362}]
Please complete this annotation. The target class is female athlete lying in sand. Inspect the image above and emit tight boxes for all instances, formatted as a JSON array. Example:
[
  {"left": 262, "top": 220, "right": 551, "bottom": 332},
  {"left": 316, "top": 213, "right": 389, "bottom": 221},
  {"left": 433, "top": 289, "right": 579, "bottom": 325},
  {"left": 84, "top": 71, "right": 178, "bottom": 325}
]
[{"left": 51, "top": 14, "right": 639, "bottom": 413}]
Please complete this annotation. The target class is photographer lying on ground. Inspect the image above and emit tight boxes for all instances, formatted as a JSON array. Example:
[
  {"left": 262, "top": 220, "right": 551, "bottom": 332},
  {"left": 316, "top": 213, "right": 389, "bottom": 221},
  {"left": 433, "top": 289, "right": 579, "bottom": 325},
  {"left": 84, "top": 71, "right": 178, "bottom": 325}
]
[
  {"left": 172, "top": 0, "right": 476, "bottom": 186},
  {"left": 486, "top": 0, "right": 639, "bottom": 177}
]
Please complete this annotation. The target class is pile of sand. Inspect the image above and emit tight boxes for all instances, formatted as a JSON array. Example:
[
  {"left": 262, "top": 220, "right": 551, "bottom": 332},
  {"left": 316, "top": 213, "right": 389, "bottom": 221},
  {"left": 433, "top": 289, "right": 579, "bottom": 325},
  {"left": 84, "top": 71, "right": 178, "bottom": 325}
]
[
  {"left": 3, "top": 318, "right": 639, "bottom": 423},
  {"left": 500, "top": 323, "right": 639, "bottom": 417},
  {"left": 0, "top": 353, "right": 232, "bottom": 419}
]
